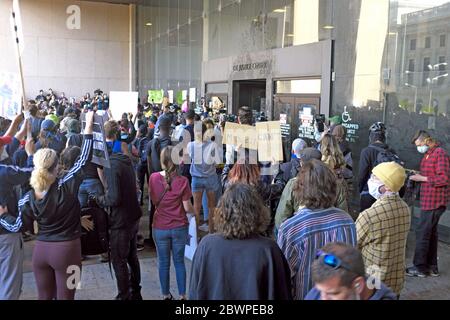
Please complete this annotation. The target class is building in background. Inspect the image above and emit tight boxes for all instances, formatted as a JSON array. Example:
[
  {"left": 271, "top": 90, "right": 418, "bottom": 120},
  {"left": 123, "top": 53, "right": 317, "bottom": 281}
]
[{"left": 2, "top": 0, "right": 450, "bottom": 241}]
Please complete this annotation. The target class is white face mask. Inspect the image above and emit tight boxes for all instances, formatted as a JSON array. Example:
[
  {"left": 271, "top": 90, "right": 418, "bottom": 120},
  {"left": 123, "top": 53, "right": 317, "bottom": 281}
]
[
  {"left": 368, "top": 176, "right": 384, "bottom": 200},
  {"left": 417, "top": 145, "right": 429, "bottom": 154}
]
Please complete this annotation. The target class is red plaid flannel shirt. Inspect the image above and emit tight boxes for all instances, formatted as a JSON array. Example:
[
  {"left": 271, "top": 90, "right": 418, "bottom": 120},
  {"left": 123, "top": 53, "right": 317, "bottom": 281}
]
[{"left": 420, "top": 145, "right": 450, "bottom": 211}]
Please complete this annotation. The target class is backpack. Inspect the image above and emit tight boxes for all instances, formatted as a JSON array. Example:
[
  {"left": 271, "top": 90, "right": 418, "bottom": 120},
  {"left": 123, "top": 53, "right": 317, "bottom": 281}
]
[
  {"left": 149, "top": 137, "right": 172, "bottom": 172},
  {"left": 369, "top": 145, "right": 404, "bottom": 167},
  {"left": 80, "top": 206, "right": 109, "bottom": 256},
  {"left": 138, "top": 137, "right": 149, "bottom": 165}
]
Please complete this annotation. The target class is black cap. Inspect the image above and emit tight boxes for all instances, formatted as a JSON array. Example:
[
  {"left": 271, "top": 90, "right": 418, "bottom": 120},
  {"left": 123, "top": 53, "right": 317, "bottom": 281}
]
[
  {"left": 185, "top": 110, "right": 196, "bottom": 120},
  {"left": 139, "top": 124, "right": 148, "bottom": 136},
  {"left": 299, "top": 148, "right": 322, "bottom": 163},
  {"left": 159, "top": 116, "right": 172, "bottom": 128}
]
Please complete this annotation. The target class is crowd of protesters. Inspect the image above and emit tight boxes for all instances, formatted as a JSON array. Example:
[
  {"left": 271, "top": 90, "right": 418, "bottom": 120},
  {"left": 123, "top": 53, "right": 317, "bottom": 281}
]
[{"left": 0, "top": 87, "right": 449, "bottom": 301}]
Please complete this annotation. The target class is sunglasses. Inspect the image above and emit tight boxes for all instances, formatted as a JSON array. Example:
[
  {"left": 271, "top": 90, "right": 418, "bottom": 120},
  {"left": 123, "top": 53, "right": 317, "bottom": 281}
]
[{"left": 316, "top": 250, "right": 354, "bottom": 273}]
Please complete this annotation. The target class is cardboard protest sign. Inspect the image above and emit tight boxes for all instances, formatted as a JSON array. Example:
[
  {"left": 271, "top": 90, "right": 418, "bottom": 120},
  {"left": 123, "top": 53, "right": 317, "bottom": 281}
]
[
  {"left": 256, "top": 121, "right": 284, "bottom": 162},
  {"left": 0, "top": 72, "right": 22, "bottom": 120},
  {"left": 109, "top": 91, "right": 138, "bottom": 121},
  {"left": 81, "top": 111, "right": 111, "bottom": 168},
  {"left": 223, "top": 122, "right": 260, "bottom": 151},
  {"left": 184, "top": 214, "right": 198, "bottom": 261}
]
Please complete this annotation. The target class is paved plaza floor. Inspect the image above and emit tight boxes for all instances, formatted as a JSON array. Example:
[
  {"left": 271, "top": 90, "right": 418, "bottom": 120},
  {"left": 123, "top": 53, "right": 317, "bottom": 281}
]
[{"left": 19, "top": 229, "right": 450, "bottom": 300}]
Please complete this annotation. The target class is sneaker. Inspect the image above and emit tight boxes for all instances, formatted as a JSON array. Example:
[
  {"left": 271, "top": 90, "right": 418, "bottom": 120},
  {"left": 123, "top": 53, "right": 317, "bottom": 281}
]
[
  {"left": 198, "top": 223, "right": 209, "bottom": 233},
  {"left": 406, "top": 267, "right": 427, "bottom": 278},
  {"left": 429, "top": 269, "right": 440, "bottom": 277},
  {"left": 137, "top": 243, "right": 145, "bottom": 252},
  {"left": 131, "top": 292, "right": 143, "bottom": 300},
  {"left": 144, "top": 238, "right": 155, "bottom": 247},
  {"left": 163, "top": 293, "right": 174, "bottom": 300},
  {"left": 100, "top": 253, "right": 109, "bottom": 263}
]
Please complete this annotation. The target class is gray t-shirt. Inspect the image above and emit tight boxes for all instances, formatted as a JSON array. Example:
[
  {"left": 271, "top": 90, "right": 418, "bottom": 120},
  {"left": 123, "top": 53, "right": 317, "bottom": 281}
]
[{"left": 188, "top": 141, "right": 217, "bottom": 178}]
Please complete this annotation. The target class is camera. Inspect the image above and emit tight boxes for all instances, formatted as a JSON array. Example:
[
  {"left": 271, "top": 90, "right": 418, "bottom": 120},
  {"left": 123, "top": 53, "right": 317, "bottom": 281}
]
[
  {"left": 315, "top": 114, "right": 326, "bottom": 133},
  {"left": 227, "top": 114, "right": 237, "bottom": 123}
]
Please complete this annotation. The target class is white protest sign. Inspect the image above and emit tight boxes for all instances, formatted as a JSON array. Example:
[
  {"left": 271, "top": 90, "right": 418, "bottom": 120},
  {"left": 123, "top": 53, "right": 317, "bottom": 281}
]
[
  {"left": 189, "top": 88, "right": 196, "bottom": 103},
  {"left": 184, "top": 214, "right": 198, "bottom": 261},
  {"left": 109, "top": 91, "right": 138, "bottom": 121},
  {"left": 0, "top": 72, "right": 22, "bottom": 120}
]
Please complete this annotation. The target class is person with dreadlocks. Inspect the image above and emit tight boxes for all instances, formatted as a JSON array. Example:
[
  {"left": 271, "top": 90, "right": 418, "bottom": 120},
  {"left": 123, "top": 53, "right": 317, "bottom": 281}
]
[{"left": 149, "top": 146, "right": 195, "bottom": 300}]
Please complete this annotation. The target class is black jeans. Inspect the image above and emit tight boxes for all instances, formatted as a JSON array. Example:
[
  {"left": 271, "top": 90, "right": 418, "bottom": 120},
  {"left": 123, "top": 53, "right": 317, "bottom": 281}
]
[
  {"left": 360, "top": 194, "right": 377, "bottom": 213},
  {"left": 136, "top": 163, "right": 148, "bottom": 205},
  {"left": 413, "top": 206, "right": 446, "bottom": 272},
  {"left": 110, "top": 222, "right": 141, "bottom": 300}
]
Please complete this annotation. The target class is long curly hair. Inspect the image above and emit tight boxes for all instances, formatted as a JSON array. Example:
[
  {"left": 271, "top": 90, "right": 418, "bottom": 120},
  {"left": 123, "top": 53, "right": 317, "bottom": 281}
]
[
  {"left": 293, "top": 159, "right": 337, "bottom": 210},
  {"left": 320, "top": 134, "right": 346, "bottom": 170},
  {"left": 30, "top": 148, "right": 58, "bottom": 192},
  {"left": 214, "top": 183, "right": 270, "bottom": 240}
]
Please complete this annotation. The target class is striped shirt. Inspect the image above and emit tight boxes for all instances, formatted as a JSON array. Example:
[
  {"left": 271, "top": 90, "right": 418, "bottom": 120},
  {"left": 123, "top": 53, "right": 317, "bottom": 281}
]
[{"left": 277, "top": 207, "right": 357, "bottom": 300}]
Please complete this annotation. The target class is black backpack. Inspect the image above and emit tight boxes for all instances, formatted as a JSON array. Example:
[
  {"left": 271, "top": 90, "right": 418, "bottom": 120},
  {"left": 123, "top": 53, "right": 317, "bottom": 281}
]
[
  {"left": 369, "top": 145, "right": 404, "bottom": 167},
  {"left": 80, "top": 206, "right": 109, "bottom": 256},
  {"left": 150, "top": 138, "right": 172, "bottom": 172}
]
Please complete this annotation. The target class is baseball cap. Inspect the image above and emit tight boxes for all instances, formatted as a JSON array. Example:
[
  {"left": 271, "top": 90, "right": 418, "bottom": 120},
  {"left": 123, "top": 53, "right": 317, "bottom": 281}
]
[
  {"left": 41, "top": 119, "right": 56, "bottom": 131},
  {"left": 299, "top": 148, "right": 322, "bottom": 163}
]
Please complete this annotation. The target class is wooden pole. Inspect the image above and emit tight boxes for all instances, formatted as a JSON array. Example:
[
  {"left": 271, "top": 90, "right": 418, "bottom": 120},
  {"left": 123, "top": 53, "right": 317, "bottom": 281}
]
[{"left": 11, "top": 1, "right": 27, "bottom": 111}]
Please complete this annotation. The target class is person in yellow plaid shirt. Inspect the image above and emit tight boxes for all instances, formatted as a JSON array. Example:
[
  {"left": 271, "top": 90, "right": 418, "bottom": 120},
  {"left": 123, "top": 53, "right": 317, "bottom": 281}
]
[{"left": 356, "top": 162, "right": 411, "bottom": 297}]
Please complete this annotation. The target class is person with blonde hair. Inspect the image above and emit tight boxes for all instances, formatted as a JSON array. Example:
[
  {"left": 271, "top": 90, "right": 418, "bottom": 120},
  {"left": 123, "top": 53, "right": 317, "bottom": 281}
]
[
  {"left": 320, "top": 134, "right": 349, "bottom": 213},
  {"left": 0, "top": 111, "right": 94, "bottom": 300}
]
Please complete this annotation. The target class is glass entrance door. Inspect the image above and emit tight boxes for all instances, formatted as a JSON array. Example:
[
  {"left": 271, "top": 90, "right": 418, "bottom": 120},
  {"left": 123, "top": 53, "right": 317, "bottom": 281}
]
[{"left": 274, "top": 95, "right": 321, "bottom": 161}]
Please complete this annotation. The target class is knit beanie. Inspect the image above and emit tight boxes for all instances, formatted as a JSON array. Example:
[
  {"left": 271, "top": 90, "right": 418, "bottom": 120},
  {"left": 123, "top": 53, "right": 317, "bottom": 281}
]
[{"left": 372, "top": 162, "right": 406, "bottom": 192}]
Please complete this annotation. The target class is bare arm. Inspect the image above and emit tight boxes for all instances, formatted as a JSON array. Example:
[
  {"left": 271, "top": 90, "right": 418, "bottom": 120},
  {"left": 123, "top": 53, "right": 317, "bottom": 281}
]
[
  {"left": 14, "top": 119, "right": 29, "bottom": 142},
  {"left": 4, "top": 114, "right": 24, "bottom": 137},
  {"left": 183, "top": 199, "right": 195, "bottom": 214}
]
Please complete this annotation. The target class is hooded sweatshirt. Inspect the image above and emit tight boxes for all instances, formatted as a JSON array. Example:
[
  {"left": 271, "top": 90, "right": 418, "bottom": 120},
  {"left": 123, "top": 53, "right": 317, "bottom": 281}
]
[{"left": 97, "top": 152, "right": 142, "bottom": 230}]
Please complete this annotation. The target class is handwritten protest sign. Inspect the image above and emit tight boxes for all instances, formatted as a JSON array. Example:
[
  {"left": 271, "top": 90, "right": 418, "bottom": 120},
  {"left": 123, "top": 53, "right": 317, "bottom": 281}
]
[
  {"left": 81, "top": 111, "right": 110, "bottom": 168},
  {"left": 224, "top": 121, "right": 281, "bottom": 158},
  {"left": 256, "top": 121, "right": 283, "bottom": 162},
  {"left": 223, "top": 122, "right": 258, "bottom": 150},
  {"left": 0, "top": 72, "right": 22, "bottom": 120},
  {"left": 148, "top": 90, "right": 164, "bottom": 104}
]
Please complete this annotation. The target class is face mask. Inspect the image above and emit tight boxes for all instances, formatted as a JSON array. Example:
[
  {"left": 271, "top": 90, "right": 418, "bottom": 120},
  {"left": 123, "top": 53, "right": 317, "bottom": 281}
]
[
  {"left": 417, "top": 145, "right": 429, "bottom": 154},
  {"left": 368, "top": 178, "right": 384, "bottom": 200}
]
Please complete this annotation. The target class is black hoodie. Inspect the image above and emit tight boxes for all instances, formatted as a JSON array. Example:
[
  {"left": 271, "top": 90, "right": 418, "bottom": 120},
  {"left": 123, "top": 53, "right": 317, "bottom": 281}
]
[{"left": 97, "top": 153, "right": 142, "bottom": 230}]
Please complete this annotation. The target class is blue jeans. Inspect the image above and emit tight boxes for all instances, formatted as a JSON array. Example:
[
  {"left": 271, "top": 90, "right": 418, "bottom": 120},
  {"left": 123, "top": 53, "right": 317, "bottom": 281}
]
[
  {"left": 78, "top": 178, "right": 104, "bottom": 208},
  {"left": 202, "top": 175, "right": 222, "bottom": 221},
  {"left": 191, "top": 174, "right": 220, "bottom": 193},
  {"left": 152, "top": 226, "right": 188, "bottom": 296}
]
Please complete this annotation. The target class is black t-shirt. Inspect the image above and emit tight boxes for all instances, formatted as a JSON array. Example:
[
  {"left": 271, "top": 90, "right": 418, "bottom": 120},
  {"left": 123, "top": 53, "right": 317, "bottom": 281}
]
[{"left": 83, "top": 162, "right": 101, "bottom": 180}]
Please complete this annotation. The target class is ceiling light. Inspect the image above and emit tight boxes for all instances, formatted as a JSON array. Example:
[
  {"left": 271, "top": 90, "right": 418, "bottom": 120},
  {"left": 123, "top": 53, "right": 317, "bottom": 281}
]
[
  {"left": 323, "top": 25, "right": 334, "bottom": 29},
  {"left": 145, "top": 22, "right": 152, "bottom": 26},
  {"left": 286, "top": 34, "right": 294, "bottom": 37},
  {"left": 273, "top": 9, "right": 286, "bottom": 13}
]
